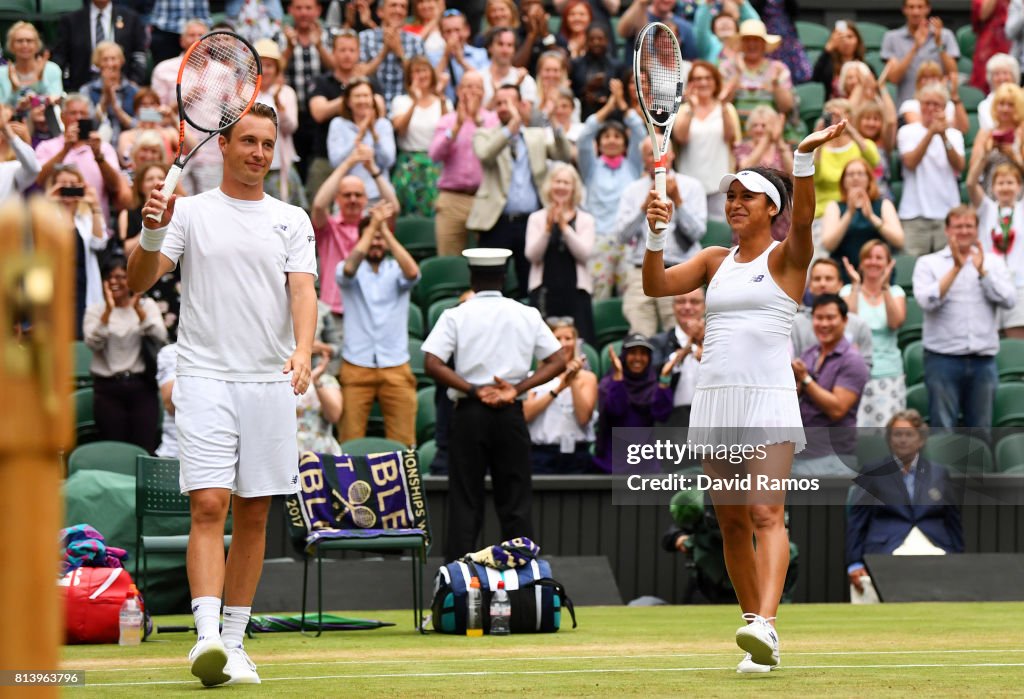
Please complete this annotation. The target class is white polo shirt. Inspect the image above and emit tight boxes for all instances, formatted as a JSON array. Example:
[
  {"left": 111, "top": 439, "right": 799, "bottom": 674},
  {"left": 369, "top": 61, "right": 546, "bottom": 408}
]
[{"left": 896, "top": 123, "right": 964, "bottom": 221}]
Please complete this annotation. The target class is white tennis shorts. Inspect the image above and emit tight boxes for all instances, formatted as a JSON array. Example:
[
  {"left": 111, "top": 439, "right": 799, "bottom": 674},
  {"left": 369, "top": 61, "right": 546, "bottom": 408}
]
[{"left": 173, "top": 375, "right": 300, "bottom": 497}]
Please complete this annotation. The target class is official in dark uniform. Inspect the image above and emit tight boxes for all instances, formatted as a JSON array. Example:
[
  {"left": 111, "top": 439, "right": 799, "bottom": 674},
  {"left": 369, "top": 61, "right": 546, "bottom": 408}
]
[{"left": 422, "top": 248, "right": 566, "bottom": 562}]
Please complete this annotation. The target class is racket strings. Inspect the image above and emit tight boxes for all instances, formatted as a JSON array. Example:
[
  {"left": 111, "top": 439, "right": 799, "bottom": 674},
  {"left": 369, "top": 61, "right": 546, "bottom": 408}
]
[
  {"left": 638, "top": 27, "right": 682, "bottom": 122},
  {"left": 181, "top": 35, "right": 259, "bottom": 132}
]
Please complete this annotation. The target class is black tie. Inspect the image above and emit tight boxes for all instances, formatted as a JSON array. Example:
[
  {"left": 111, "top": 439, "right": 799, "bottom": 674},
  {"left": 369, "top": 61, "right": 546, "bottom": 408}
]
[{"left": 95, "top": 12, "right": 105, "bottom": 46}]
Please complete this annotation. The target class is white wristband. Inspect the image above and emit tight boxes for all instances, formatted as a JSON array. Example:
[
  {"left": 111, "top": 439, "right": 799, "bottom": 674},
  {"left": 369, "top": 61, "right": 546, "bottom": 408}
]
[
  {"left": 646, "top": 230, "right": 667, "bottom": 252},
  {"left": 793, "top": 150, "right": 815, "bottom": 178},
  {"left": 139, "top": 226, "right": 168, "bottom": 252}
]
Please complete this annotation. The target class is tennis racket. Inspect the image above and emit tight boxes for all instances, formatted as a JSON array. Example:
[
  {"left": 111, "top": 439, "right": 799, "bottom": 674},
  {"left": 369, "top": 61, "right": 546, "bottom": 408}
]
[
  {"left": 146, "top": 30, "right": 262, "bottom": 220},
  {"left": 335, "top": 480, "right": 377, "bottom": 528},
  {"left": 633, "top": 22, "right": 685, "bottom": 230}
]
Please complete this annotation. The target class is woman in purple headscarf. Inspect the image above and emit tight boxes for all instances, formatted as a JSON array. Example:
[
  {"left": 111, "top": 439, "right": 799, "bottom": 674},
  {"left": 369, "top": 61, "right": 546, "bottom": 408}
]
[{"left": 593, "top": 333, "right": 679, "bottom": 473}]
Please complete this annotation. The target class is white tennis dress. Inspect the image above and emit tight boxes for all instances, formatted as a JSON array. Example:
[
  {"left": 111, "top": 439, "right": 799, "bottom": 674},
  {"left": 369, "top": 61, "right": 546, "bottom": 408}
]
[{"left": 688, "top": 240, "right": 806, "bottom": 453}]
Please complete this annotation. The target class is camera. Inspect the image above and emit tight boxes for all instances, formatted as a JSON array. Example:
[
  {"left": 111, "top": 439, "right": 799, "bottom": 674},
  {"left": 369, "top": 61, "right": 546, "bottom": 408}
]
[
  {"left": 138, "top": 107, "right": 163, "bottom": 124},
  {"left": 77, "top": 118, "right": 97, "bottom": 136},
  {"left": 59, "top": 186, "right": 85, "bottom": 198},
  {"left": 822, "top": 112, "right": 834, "bottom": 128}
]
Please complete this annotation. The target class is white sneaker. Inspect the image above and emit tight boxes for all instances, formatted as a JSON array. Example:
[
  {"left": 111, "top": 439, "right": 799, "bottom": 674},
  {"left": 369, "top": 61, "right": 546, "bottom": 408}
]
[
  {"left": 224, "top": 646, "right": 261, "bottom": 685},
  {"left": 737, "top": 653, "right": 773, "bottom": 674},
  {"left": 735, "top": 613, "right": 780, "bottom": 667},
  {"left": 188, "top": 638, "right": 230, "bottom": 687}
]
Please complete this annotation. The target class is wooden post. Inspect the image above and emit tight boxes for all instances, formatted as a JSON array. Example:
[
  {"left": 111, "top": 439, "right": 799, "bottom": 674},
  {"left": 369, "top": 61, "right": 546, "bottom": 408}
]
[{"left": 0, "top": 197, "right": 73, "bottom": 698}]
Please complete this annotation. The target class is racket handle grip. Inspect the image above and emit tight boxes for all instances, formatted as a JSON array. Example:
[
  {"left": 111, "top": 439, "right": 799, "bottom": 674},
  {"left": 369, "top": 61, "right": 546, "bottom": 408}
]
[
  {"left": 145, "top": 164, "right": 182, "bottom": 222},
  {"left": 654, "top": 167, "right": 668, "bottom": 231}
]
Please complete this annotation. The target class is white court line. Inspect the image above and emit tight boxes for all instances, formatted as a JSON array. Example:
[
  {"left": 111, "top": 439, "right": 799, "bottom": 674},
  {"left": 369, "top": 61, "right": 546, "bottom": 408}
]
[
  {"left": 83, "top": 648, "right": 1024, "bottom": 674},
  {"left": 77, "top": 661, "right": 1024, "bottom": 688}
]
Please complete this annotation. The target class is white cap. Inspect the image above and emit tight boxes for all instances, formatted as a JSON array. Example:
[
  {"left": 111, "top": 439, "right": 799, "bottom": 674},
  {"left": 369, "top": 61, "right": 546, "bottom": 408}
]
[
  {"left": 463, "top": 248, "right": 512, "bottom": 267},
  {"left": 718, "top": 171, "right": 782, "bottom": 211}
]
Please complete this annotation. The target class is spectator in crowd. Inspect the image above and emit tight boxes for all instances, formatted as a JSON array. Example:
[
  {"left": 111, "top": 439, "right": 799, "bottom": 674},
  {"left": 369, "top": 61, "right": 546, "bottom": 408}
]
[
  {"left": 83, "top": 256, "right": 167, "bottom": 453},
  {"left": 338, "top": 0, "right": 380, "bottom": 32},
  {"left": 481, "top": 27, "right": 538, "bottom": 106},
  {"left": 391, "top": 56, "right": 451, "bottom": 216},
  {"left": 881, "top": 0, "right": 958, "bottom": 106},
  {"left": 850, "top": 101, "right": 896, "bottom": 198},
  {"left": 650, "top": 289, "right": 705, "bottom": 428},
  {"left": 474, "top": 0, "right": 520, "bottom": 46},
  {"left": 0, "top": 22, "right": 63, "bottom": 107},
  {"left": 967, "top": 83, "right": 1024, "bottom": 196},
  {"left": 35, "top": 94, "right": 130, "bottom": 222},
  {"left": 692, "top": 0, "right": 758, "bottom": 64},
  {"left": 1006, "top": 4, "right": 1024, "bottom": 83},
  {"left": 82, "top": 42, "right": 139, "bottom": 144},
  {"left": 227, "top": 0, "right": 285, "bottom": 45},
  {"left": 546, "top": 86, "right": 583, "bottom": 155},
  {"left": 570, "top": 25, "right": 621, "bottom": 120},
  {"left": 327, "top": 78, "right": 397, "bottom": 204},
  {"left": 117, "top": 162, "right": 168, "bottom": 259},
  {"left": 846, "top": 409, "right": 964, "bottom": 599},
  {"left": 124, "top": 130, "right": 170, "bottom": 182},
  {"left": 337, "top": 203, "right": 421, "bottom": 445},
  {"left": 811, "top": 100, "right": 880, "bottom": 222},
  {"left": 594, "top": 334, "right": 677, "bottom": 473},
  {"left": 468, "top": 84, "right": 572, "bottom": 292},
  {"left": 429, "top": 71, "right": 498, "bottom": 256},
  {"left": 436, "top": 9, "right": 490, "bottom": 104},
  {"left": 525, "top": 163, "right": 596, "bottom": 343},
  {"left": 897, "top": 83, "right": 965, "bottom": 256},
  {"left": 721, "top": 19, "right": 796, "bottom": 141},
  {"left": 0, "top": 105, "right": 40, "bottom": 201},
  {"left": 612, "top": 139, "right": 705, "bottom": 336},
  {"left": 312, "top": 145, "right": 399, "bottom": 324},
  {"left": 976, "top": 54, "right": 1021, "bottom": 132},
  {"left": 283, "top": 0, "right": 334, "bottom": 173},
  {"left": 674, "top": 60, "right": 741, "bottom": 222},
  {"left": 813, "top": 20, "right": 866, "bottom": 100},
  {"left": 749, "top": 0, "right": 810, "bottom": 84},
  {"left": 53, "top": 0, "right": 147, "bottom": 91},
  {"left": 253, "top": 39, "right": 305, "bottom": 208},
  {"left": 792, "top": 258, "right": 874, "bottom": 366},
  {"left": 405, "top": 0, "right": 446, "bottom": 62},
  {"left": 560, "top": 0, "right": 594, "bottom": 59},
  {"left": 155, "top": 342, "right": 179, "bottom": 458},
  {"left": 577, "top": 78, "right": 645, "bottom": 300},
  {"left": 821, "top": 158, "right": 904, "bottom": 273},
  {"left": 360, "top": 0, "right": 426, "bottom": 104},
  {"left": 150, "top": 19, "right": 208, "bottom": 107},
  {"left": 913, "top": 205, "right": 1016, "bottom": 429},
  {"left": 513, "top": 0, "right": 570, "bottom": 74},
  {"left": 535, "top": 51, "right": 580, "bottom": 127},
  {"left": 734, "top": 104, "right": 791, "bottom": 172},
  {"left": 523, "top": 317, "right": 598, "bottom": 474},
  {"left": 617, "top": 0, "right": 698, "bottom": 60},
  {"left": 554, "top": 0, "right": 617, "bottom": 39},
  {"left": 314, "top": 299, "right": 343, "bottom": 376},
  {"left": 117, "top": 88, "right": 179, "bottom": 169},
  {"left": 148, "top": 0, "right": 214, "bottom": 66},
  {"left": 970, "top": 0, "right": 1010, "bottom": 92},
  {"left": 968, "top": 159, "right": 1024, "bottom": 339},
  {"left": 840, "top": 241, "right": 908, "bottom": 428},
  {"left": 296, "top": 347, "right": 344, "bottom": 455},
  {"left": 307, "top": 29, "right": 364, "bottom": 201},
  {"left": 898, "top": 61, "right": 968, "bottom": 134},
  {"left": 791, "top": 294, "right": 869, "bottom": 476},
  {"left": 47, "top": 166, "right": 108, "bottom": 312}
]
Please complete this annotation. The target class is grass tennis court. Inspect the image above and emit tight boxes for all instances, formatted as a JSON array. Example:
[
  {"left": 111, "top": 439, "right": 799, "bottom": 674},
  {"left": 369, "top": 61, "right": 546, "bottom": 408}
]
[{"left": 62, "top": 603, "right": 1024, "bottom": 696}]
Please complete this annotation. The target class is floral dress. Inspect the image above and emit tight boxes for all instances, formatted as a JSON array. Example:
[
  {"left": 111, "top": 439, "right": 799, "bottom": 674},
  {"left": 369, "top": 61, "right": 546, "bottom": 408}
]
[
  {"left": 759, "top": 0, "right": 811, "bottom": 84},
  {"left": 296, "top": 374, "right": 342, "bottom": 456}
]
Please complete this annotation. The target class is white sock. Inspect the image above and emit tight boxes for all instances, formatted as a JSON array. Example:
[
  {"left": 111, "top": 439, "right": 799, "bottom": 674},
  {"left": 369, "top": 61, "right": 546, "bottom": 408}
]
[
  {"left": 192, "top": 596, "right": 222, "bottom": 642},
  {"left": 221, "top": 606, "right": 251, "bottom": 649}
]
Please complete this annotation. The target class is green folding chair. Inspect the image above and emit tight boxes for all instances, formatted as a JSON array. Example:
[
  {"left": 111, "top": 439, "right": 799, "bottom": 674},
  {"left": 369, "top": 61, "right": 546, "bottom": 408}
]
[
  {"left": 997, "top": 338, "right": 1024, "bottom": 382},
  {"left": 903, "top": 340, "right": 924, "bottom": 387},
  {"left": 592, "top": 297, "right": 629, "bottom": 348},
  {"left": 67, "top": 441, "right": 148, "bottom": 477},
  {"left": 415, "top": 386, "right": 436, "bottom": 446}
]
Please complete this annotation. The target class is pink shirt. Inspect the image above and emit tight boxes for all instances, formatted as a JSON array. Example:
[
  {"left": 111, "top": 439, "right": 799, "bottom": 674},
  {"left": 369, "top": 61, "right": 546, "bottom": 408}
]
[
  {"left": 35, "top": 136, "right": 123, "bottom": 222},
  {"left": 428, "top": 109, "right": 499, "bottom": 193},
  {"left": 150, "top": 56, "right": 182, "bottom": 108},
  {"left": 314, "top": 213, "right": 360, "bottom": 314}
]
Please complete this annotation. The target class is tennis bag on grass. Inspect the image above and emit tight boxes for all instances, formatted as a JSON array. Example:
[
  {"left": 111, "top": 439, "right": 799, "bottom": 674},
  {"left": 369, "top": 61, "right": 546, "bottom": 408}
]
[{"left": 431, "top": 559, "right": 576, "bottom": 634}]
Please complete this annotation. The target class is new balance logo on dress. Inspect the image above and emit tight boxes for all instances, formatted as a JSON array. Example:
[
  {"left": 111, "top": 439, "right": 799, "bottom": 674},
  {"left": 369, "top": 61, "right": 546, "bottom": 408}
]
[{"left": 750, "top": 274, "right": 765, "bottom": 283}]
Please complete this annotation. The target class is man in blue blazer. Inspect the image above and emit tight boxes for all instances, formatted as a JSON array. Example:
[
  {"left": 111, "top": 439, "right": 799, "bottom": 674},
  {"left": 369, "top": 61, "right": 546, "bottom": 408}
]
[{"left": 846, "top": 409, "right": 964, "bottom": 596}]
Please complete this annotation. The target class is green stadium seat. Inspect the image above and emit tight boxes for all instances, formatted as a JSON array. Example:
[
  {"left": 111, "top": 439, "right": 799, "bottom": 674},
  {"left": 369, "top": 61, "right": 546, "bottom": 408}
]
[
  {"left": 367, "top": 401, "right": 385, "bottom": 437},
  {"left": 894, "top": 255, "right": 917, "bottom": 294},
  {"left": 409, "top": 337, "right": 430, "bottom": 389},
  {"left": 339, "top": 436, "right": 409, "bottom": 456},
  {"left": 593, "top": 297, "right": 629, "bottom": 348},
  {"left": 959, "top": 85, "right": 986, "bottom": 113},
  {"left": 415, "top": 386, "right": 436, "bottom": 446},
  {"left": 408, "top": 304, "right": 424, "bottom": 339},
  {"left": 856, "top": 430, "right": 890, "bottom": 469},
  {"left": 805, "top": 49, "right": 821, "bottom": 68},
  {"left": 960, "top": 181, "right": 969, "bottom": 204},
  {"left": 997, "top": 338, "right": 1024, "bottom": 382},
  {"left": 599, "top": 340, "right": 623, "bottom": 377},
  {"left": 897, "top": 296, "right": 923, "bottom": 350},
  {"left": 580, "top": 341, "right": 600, "bottom": 375},
  {"left": 548, "top": 16, "right": 561, "bottom": 34},
  {"left": 957, "top": 56, "right": 973, "bottom": 77},
  {"left": 795, "top": 21, "right": 830, "bottom": 50},
  {"left": 905, "top": 382, "right": 929, "bottom": 422},
  {"left": 427, "top": 296, "right": 459, "bottom": 331},
  {"left": 994, "top": 383, "right": 1024, "bottom": 428},
  {"left": 956, "top": 25, "right": 976, "bottom": 57},
  {"left": 995, "top": 433, "right": 1024, "bottom": 472},
  {"left": 415, "top": 256, "right": 470, "bottom": 309},
  {"left": 73, "top": 340, "right": 92, "bottom": 389},
  {"left": 903, "top": 340, "right": 924, "bottom": 387},
  {"left": 68, "top": 441, "right": 149, "bottom": 477},
  {"left": 891, "top": 149, "right": 903, "bottom": 184},
  {"left": 923, "top": 432, "right": 993, "bottom": 474},
  {"left": 966, "top": 112, "right": 980, "bottom": 148},
  {"left": 416, "top": 439, "right": 436, "bottom": 475},
  {"left": 0, "top": 1, "right": 36, "bottom": 21},
  {"left": 857, "top": 21, "right": 888, "bottom": 52},
  {"left": 702, "top": 219, "right": 733, "bottom": 248},
  {"left": 864, "top": 51, "right": 886, "bottom": 79},
  {"left": 796, "top": 82, "right": 825, "bottom": 124},
  {"left": 40, "top": 0, "right": 88, "bottom": 14},
  {"left": 394, "top": 215, "right": 436, "bottom": 261},
  {"left": 889, "top": 180, "right": 902, "bottom": 209},
  {"left": 72, "top": 387, "right": 97, "bottom": 446}
]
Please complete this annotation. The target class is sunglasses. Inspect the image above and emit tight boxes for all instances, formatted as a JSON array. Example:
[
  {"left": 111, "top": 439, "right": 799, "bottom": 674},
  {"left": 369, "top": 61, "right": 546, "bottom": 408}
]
[{"left": 546, "top": 316, "right": 575, "bottom": 328}]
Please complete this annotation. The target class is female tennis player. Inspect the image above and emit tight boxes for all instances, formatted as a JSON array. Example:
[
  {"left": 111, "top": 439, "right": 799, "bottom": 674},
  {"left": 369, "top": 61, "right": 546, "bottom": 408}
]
[{"left": 643, "top": 120, "right": 848, "bottom": 673}]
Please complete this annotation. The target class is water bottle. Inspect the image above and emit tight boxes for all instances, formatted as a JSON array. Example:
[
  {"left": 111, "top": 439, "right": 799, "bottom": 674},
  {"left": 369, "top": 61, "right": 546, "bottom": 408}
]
[
  {"left": 466, "top": 577, "right": 483, "bottom": 637},
  {"left": 489, "top": 581, "right": 511, "bottom": 636},
  {"left": 119, "top": 584, "right": 143, "bottom": 646}
]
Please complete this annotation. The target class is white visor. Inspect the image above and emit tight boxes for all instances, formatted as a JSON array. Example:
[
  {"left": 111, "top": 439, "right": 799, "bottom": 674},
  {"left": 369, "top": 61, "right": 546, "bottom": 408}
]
[{"left": 719, "top": 171, "right": 782, "bottom": 212}]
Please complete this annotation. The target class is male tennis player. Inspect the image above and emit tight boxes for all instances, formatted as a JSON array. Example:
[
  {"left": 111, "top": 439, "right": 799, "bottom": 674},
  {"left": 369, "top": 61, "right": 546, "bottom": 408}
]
[{"left": 127, "top": 102, "right": 318, "bottom": 687}]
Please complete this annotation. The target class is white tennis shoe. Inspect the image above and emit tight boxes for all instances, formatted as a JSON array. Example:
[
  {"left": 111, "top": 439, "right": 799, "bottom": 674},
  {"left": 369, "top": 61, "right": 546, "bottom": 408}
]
[
  {"left": 188, "top": 638, "right": 230, "bottom": 687},
  {"left": 735, "top": 613, "right": 780, "bottom": 667},
  {"left": 737, "top": 653, "right": 774, "bottom": 673},
  {"left": 224, "top": 646, "right": 261, "bottom": 685}
]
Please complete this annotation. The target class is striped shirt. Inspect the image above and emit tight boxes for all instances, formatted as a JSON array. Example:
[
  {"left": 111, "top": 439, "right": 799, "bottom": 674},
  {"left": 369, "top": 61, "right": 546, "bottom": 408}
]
[{"left": 149, "top": 0, "right": 212, "bottom": 34}]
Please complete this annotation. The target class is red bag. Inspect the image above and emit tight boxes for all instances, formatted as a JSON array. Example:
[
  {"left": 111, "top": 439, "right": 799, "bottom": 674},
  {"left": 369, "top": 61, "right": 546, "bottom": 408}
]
[{"left": 59, "top": 567, "right": 138, "bottom": 644}]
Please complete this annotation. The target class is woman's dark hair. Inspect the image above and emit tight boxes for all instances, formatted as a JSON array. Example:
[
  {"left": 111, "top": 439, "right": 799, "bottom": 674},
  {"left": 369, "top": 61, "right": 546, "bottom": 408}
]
[
  {"left": 827, "top": 20, "right": 866, "bottom": 72},
  {"left": 745, "top": 166, "right": 792, "bottom": 222},
  {"left": 596, "top": 119, "right": 628, "bottom": 150},
  {"left": 101, "top": 255, "right": 128, "bottom": 279}
]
